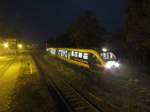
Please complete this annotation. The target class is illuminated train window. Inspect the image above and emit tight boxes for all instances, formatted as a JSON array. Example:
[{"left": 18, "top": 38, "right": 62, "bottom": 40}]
[
  {"left": 58, "top": 50, "right": 67, "bottom": 57},
  {"left": 83, "top": 53, "right": 88, "bottom": 60},
  {"left": 68, "top": 51, "right": 71, "bottom": 59},
  {"left": 64, "top": 50, "right": 68, "bottom": 58},
  {"left": 100, "top": 52, "right": 117, "bottom": 61},
  {"left": 50, "top": 48, "right": 56, "bottom": 55},
  {"left": 46, "top": 48, "right": 49, "bottom": 52},
  {"left": 74, "top": 52, "right": 78, "bottom": 57},
  {"left": 71, "top": 51, "right": 74, "bottom": 56},
  {"left": 78, "top": 52, "right": 82, "bottom": 58}
]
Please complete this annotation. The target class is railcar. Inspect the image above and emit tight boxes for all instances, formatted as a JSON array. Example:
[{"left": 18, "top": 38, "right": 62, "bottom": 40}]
[{"left": 46, "top": 48, "right": 120, "bottom": 71}]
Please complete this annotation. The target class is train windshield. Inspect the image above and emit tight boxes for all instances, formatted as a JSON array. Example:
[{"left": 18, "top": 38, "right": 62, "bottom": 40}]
[{"left": 100, "top": 52, "right": 117, "bottom": 61}]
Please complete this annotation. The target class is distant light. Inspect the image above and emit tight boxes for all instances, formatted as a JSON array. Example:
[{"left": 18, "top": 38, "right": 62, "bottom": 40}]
[
  {"left": 18, "top": 44, "right": 23, "bottom": 49},
  {"left": 3, "top": 43, "right": 9, "bottom": 48},
  {"left": 102, "top": 48, "right": 107, "bottom": 52}
]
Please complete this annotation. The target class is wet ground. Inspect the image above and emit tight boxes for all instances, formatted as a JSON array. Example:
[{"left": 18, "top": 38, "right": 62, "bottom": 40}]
[
  {"left": 0, "top": 55, "right": 21, "bottom": 112},
  {"left": 0, "top": 54, "right": 57, "bottom": 112},
  {"left": 9, "top": 55, "right": 57, "bottom": 112}
]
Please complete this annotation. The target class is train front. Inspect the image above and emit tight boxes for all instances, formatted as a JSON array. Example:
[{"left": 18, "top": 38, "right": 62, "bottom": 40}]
[{"left": 100, "top": 48, "right": 120, "bottom": 70}]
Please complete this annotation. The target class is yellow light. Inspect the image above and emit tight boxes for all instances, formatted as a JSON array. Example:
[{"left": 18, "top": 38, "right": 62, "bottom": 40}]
[
  {"left": 3, "top": 43, "right": 9, "bottom": 48},
  {"left": 18, "top": 44, "right": 23, "bottom": 49}
]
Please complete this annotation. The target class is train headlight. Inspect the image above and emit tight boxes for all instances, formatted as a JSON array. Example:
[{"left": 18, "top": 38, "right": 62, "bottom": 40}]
[
  {"left": 102, "top": 48, "right": 107, "bottom": 52},
  {"left": 114, "top": 62, "right": 120, "bottom": 68},
  {"left": 105, "top": 61, "right": 120, "bottom": 69}
]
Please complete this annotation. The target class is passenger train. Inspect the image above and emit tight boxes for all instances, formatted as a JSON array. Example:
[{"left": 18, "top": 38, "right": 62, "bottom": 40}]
[{"left": 46, "top": 47, "right": 120, "bottom": 71}]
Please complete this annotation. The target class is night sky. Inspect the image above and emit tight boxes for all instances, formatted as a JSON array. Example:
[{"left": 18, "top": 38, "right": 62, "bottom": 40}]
[{"left": 0, "top": 0, "right": 127, "bottom": 42}]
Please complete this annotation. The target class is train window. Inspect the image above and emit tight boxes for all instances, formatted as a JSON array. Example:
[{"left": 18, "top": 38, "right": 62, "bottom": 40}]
[
  {"left": 78, "top": 52, "right": 82, "bottom": 58},
  {"left": 64, "top": 50, "right": 68, "bottom": 58},
  {"left": 74, "top": 52, "right": 78, "bottom": 57},
  {"left": 71, "top": 51, "right": 74, "bottom": 56},
  {"left": 58, "top": 50, "right": 67, "bottom": 57},
  {"left": 61, "top": 51, "right": 63, "bottom": 56},
  {"left": 100, "top": 52, "right": 117, "bottom": 61},
  {"left": 68, "top": 52, "right": 71, "bottom": 59},
  {"left": 59, "top": 52, "right": 61, "bottom": 56},
  {"left": 83, "top": 53, "right": 88, "bottom": 60},
  {"left": 50, "top": 48, "right": 56, "bottom": 55},
  {"left": 58, "top": 50, "right": 61, "bottom": 56}
]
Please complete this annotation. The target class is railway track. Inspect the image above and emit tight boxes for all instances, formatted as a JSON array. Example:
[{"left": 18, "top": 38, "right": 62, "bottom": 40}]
[
  {"left": 33, "top": 55, "right": 102, "bottom": 112},
  {"left": 0, "top": 56, "right": 16, "bottom": 78}
]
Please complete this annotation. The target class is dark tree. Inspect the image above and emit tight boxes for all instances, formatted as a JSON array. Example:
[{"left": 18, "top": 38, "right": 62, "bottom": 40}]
[
  {"left": 69, "top": 11, "right": 106, "bottom": 48},
  {"left": 127, "top": 0, "right": 150, "bottom": 50},
  {"left": 126, "top": 0, "right": 150, "bottom": 64},
  {"left": 0, "top": 13, "right": 24, "bottom": 39}
]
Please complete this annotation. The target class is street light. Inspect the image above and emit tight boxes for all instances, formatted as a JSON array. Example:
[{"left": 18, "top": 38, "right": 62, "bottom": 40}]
[
  {"left": 18, "top": 44, "right": 23, "bottom": 49},
  {"left": 3, "top": 43, "right": 9, "bottom": 48}
]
